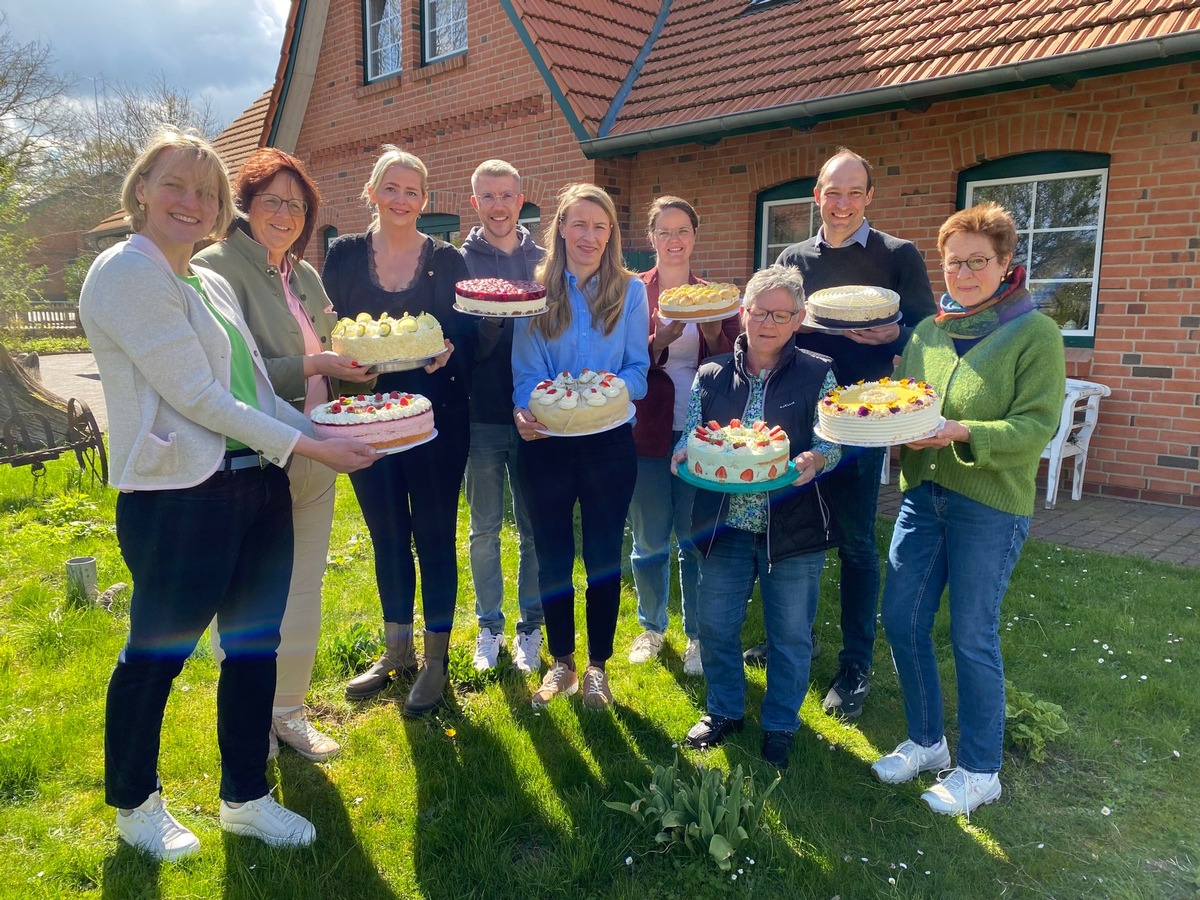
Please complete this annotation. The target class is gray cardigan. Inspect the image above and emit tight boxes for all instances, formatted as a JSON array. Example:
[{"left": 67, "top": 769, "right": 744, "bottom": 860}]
[{"left": 79, "top": 234, "right": 309, "bottom": 490}]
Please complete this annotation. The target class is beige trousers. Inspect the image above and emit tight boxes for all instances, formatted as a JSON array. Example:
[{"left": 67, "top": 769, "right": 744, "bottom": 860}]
[{"left": 211, "top": 453, "right": 337, "bottom": 710}]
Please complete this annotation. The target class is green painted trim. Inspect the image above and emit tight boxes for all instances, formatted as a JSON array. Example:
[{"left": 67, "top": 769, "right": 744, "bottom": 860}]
[
  {"left": 1063, "top": 335, "right": 1093, "bottom": 349},
  {"left": 498, "top": 0, "right": 592, "bottom": 144},
  {"left": 956, "top": 151, "right": 1110, "bottom": 207},
  {"left": 417, "top": 213, "right": 460, "bottom": 231},
  {"left": 267, "top": 0, "right": 309, "bottom": 147},
  {"left": 584, "top": 51, "right": 1200, "bottom": 159},
  {"left": 754, "top": 177, "right": 816, "bottom": 270}
]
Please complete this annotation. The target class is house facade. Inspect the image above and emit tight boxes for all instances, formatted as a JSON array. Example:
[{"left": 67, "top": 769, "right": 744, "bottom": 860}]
[{"left": 255, "top": 0, "right": 1199, "bottom": 507}]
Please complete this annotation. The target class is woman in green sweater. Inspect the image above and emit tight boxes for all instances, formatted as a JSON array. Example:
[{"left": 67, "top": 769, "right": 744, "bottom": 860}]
[{"left": 871, "top": 202, "right": 1064, "bottom": 816}]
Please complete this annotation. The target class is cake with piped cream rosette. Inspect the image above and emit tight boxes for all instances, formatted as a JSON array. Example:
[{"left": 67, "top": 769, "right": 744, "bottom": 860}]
[
  {"left": 806, "top": 285, "right": 900, "bottom": 329},
  {"left": 686, "top": 419, "right": 791, "bottom": 484},
  {"left": 331, "top": 311, "right": 444, "bottom": 364},
  {"left": 817, "top": 377, "right": 942, "bottom": 446},
  {"left": 658, "top": 282, "right": 741, "bottom": 320},
  {"left": 311, "top": 391, "right": 434, "bottom": 450},
  {"left": 455, "top": 278, "right": 547, "bottom": 316},
  {"left": 529, "top": 369, "right": 631, "bottom": 434}
]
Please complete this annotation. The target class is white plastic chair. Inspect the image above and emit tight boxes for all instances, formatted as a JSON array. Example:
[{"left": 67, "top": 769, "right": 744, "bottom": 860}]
[{"left": 1041, "top": 377, "right": 1111, "bottom": 509}]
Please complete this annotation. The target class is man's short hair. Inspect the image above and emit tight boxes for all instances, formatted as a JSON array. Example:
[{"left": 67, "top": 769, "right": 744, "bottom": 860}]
[
  {"left": 816, "top": 147, "right": 874, "bottom": 194},
  {"left": 471, "top": 159, "right": 521, "bottom": 194}
]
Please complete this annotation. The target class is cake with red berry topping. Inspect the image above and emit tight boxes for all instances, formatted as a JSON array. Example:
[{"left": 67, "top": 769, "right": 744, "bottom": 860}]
[
  {"left": 310, "top": 391, "right": 434, "bottom": 449},
  {"left": 330, "top": 312, "right": 444, "bottom": 364},
  {"left": 528, "top": 369, "right": 631, "bottom": 434},
  {"left": 685, "top": 419, "right": 791, "bottom": 484},
  {"left": 455, "top": 278, "right": 547, "bottom": 316},
  {"left": 817, "top": 377, "right": 942, "bottom": 446}
]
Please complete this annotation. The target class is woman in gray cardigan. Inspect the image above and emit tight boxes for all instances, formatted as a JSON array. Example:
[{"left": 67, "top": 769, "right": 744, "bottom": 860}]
[
  {"left": 79, "top": 127, "right": 376, "bottom": 862},
  {"left": 194, "top": 148, "right": 374, "bottom": 764}
]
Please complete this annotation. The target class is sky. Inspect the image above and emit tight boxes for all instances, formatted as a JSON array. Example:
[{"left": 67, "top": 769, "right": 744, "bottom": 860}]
[{"left": 6, "top": 0, "right": 292, "bottom": 129}]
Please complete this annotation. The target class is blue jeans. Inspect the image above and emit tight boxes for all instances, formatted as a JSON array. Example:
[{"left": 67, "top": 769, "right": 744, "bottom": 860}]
[
  {"left": 629, "top": 441, "right": 700, "bottom": 638},
  {"left": 825, "top": 445, "right": 886, "bottom": 669},
  {"left": 106, "top": 463, "right": 292, "bottom": 808},
  {"left": 697, "top": 530, "right": 824, "bottom": 733},
  {"left": 880, "top": 482, "right": 1030, "bottom": 774},
  {"left": 466, "top": 422, "right": 541, "bottom": 633}
]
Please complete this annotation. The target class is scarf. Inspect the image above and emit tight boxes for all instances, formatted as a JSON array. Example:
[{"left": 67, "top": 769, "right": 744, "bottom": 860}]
[{"left": 934, "top": 265, "right": 1034, "bottom": 339}]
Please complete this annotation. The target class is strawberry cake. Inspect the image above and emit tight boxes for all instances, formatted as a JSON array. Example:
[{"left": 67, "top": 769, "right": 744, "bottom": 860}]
[
  {"left": 331, "top": 312, "right": 445, "bottom": 364},
  {"left": 455, "top": 278, "right": 547, "bottom": 316},
  {"left": 311, "top": 391, "right": 434, "bottom": 450},
  {"left": 528, "top": 369, "right": 631, "bottom": 434},
  {"left": 817, "top": 377, "right": 942, "bottom": 446},
  {"left": 658, "top": 282, "right": 741, "bottom": 320},
  {"left": 686, "top": 419, "right": 791, "bottom": 484}
]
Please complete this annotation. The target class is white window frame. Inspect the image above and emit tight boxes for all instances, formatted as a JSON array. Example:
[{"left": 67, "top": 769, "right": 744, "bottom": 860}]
[
  {"left": 365, "top": 0, "right": 403, "bottom": 82},
  {"left": 759, "top": 196, "right": 818, "bottom": 269},
  {"left": 965, "top": 168, "right": 1108, "bottom": 341},
  {"left": 423, "top": 0, "right": 468, "bottom": 64}
]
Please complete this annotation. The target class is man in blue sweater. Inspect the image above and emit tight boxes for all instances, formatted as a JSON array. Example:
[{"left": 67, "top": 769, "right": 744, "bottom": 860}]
[
  {"left": 460, "top": 160, "right": 547, "bottom": 674},
  {"left": 763, "top": 148, "right": 936, "bottom": 718}
]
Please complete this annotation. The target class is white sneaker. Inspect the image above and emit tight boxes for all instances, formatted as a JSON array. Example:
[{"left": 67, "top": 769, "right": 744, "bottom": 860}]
[
  {"left": 272, "top": 709, "right": 341, "bottom": 762},
  {"left": 116, "top": 791, "right": 200, "bottom": 861},
  {"left": 512, "top": 629, "right": 544, "bottom": 675},
  {"left": 871, "top": 737, "right": 951, "bottom": 784},
  {"left": 473, "top": 627, "right": 504, "bottom": 671},
  {"left": 682, "top": 639, "right": 704, "bottom": 676},
  {"left": 921, "top": 767, "right": 1002, "bottom": 816},
  {"left": 628, "top": 630, "right": 665, "bottom": 664},
  {"left": 219, "top": 794, "right": 316, "bottom": 847}
]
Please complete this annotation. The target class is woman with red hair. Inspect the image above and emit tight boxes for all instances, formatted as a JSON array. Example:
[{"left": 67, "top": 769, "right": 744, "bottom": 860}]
[{"left": 194, "top": 148, "right": 374, "bottom": 761}]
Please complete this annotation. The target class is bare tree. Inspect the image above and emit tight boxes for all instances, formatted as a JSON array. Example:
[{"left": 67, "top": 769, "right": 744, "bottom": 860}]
[{"left": 0, "top": 13, "right": 72, "bottom": 180}]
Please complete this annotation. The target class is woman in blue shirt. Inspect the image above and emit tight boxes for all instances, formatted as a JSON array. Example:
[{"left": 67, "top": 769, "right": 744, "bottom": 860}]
[{"left": 512, "top": 183, "right": 650, "bottom": 710}]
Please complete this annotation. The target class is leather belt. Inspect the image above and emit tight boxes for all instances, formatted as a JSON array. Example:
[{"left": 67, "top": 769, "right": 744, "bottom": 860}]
[{"left": 219, "top": 449, "right": 266, "bottom": 472}]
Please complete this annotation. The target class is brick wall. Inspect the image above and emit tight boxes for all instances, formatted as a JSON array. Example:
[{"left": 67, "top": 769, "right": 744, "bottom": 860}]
[{"left": 291, "top": 4, "right": 1198, "bottom": 506}]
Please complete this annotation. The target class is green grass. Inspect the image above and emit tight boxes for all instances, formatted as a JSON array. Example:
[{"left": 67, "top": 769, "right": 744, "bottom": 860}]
[{"left": 1, "top": 456, "right": 1198, "bottom": 898}]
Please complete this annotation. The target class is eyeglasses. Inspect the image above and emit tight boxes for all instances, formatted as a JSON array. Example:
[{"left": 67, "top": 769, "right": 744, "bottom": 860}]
[
  {"left": 942, "top": 255, "right": 995, "bottom": 273},
  {"left": 746, "top": 308, "right": 799, "bottom": 324},
  {"left": 256, "top": 193, "right": 308, "bottom": 217},
  {"left": 475, "top": 191, "right": 520, "bottom": 206},
  {"left": 654, "top": 227, "right": 694, "bottom": 241}
]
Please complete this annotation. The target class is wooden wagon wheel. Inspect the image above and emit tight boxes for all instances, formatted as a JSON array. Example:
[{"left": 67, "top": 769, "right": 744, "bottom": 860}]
[{"left": 67, "top": 398, "right": 108, "bottom": 486}]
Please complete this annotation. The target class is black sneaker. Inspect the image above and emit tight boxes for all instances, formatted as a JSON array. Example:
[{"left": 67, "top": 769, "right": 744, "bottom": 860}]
[
  {"left": 761, "top": 730, "right": 794, "bottom": 770},
  {"left": 685, "top": 714, "right": 745, "bottom": 749},
  {"left": 822, "top": 662, "right": 871, "bottom": 718},
  {"left": 742, "top": 643, "right": 768, "bottom": 668}
]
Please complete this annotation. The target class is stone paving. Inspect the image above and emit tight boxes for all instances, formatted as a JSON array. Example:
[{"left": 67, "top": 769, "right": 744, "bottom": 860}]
[{"left": 37, "top": 354, "right": 1200, "bottom": 568}]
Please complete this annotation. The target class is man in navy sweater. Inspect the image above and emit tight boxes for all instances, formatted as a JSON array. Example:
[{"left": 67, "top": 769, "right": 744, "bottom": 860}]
[
  {"left": 460, "top": 160, "right": 547, "bottom": 675},
  {"left": 762, "top": 148, "right": 935, "bottom": 718}
]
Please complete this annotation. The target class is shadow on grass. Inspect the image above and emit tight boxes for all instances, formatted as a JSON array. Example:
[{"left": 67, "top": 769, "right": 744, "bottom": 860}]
[{"left": 101, "top": 842, "right": 165, "bottom": 900}]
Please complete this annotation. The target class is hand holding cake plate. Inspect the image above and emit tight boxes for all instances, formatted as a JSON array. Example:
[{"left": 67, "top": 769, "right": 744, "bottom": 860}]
[{"left": 367, "top": 345, "right": 451, "bottom": 374}]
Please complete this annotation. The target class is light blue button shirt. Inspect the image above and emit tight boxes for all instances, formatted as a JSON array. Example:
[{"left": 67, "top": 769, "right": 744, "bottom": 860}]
[{"left": 511, "top": 272, "right": 650, "bottom": 407}]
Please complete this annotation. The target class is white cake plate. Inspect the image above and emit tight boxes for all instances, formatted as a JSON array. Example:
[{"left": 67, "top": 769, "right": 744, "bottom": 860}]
[
  {"left": 534, "top": 406, "right": 636, "bottom": 438},
  {"left": 658, "top": 306, "right": 742, "bottom": 325},
  {"left": 813, "top": 417, "right": 946, "bottom": 448},
  {"left": 375, "top": 428, "right": 438, "bottom": 455},
  {"left": 452, "top": 303, "right": 547, "bottom": 319}
]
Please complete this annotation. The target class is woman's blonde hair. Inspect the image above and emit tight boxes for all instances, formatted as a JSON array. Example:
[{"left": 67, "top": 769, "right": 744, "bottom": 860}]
[
  {"left": 362, "top": 145, "right": 428, "bottom": 232},
  {"left": 534, "top": 183, "right": 632, "bottom": 340},
  {"left": 121, "top": 125, "right": 233, "bottom": 239}
]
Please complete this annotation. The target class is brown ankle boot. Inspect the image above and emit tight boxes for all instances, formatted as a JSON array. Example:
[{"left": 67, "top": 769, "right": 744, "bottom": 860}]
[
  {"left": 345, "top": 622, "right": 416, "bottom": 700},
  {"left": 403, "top": 631, "right": 451, "bottom": 717}
]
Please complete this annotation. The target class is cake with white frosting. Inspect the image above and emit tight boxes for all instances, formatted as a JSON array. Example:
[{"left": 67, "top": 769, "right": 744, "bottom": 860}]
[
  {"left": 455, "top": 278, "right": 547, "bottom": 316},
  {"left": 685, "top": 419, "right": 790, "bottom": 484},
  {"left": 817, "top": 377, "right": 942, "bottom": 446},
  {"left": 529, "top": 369, "right": 631, "bottom": 434},
  {"left": 311, "top": 391, "right": 434, "bottom": 449},
  {"left": 331, "top": 312, "right": 445, "bottom": 363},
  {"left": 806, "top": 285, "right": 900, "bottom": 329},
  {"left": 658, "top": 282, "right": 741, "bottom": 320}
]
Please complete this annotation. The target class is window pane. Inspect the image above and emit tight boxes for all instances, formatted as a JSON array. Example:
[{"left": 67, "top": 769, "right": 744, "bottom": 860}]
[
  {"left": 767, "top": 202, "right": 814, "bottom": 247},
  {"left": 426, "top": 0, "right": 467, "bottom": 59},
  {"left": 972, "top": 182, "right": 1032, "bottom": 224},
  {"left": 368, "top": 0, "right": 403, "bottom": 79},
  {"left": 1035, "top": 175, "right": 1101, "bottom": 229},
  {"left": 1031, "top": 229, "right": 1097, "bottom": 280},
  {"left": 1030, "top": 281, "right": 1092, "bottom": 330}
]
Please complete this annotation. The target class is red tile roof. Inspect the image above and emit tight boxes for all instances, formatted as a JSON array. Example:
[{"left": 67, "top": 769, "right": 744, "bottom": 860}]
[{"left": 506, "top": 0, "right": 1200, "bottom": 151}]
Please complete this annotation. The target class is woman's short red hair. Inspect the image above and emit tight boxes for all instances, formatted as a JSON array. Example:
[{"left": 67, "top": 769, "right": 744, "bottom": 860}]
[{"left": 232, "top": 148, "right": 321, "bottom": 260}]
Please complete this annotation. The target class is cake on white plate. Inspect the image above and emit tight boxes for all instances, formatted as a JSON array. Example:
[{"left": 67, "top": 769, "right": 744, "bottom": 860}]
[
  {"left": 528, "top": 369, "right": 631, "bottom": 434},
  {"left": 455, "top": 278, "right": 547, "bottom": 316},
  {"left": 311, "top": 391, "right": 434, "bottom": 449},
  {"left": 658, "top": 282, "right": 741, "bottom": 320},
  {"left": 817, "top": 377, "right": 942, "bottom": 446}
]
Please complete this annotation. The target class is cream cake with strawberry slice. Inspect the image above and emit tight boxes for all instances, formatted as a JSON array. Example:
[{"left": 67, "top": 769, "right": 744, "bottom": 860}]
[
  {"left": 311, "top": 391, "right": 434, "bottom": 449},
  {"left": 686, "top": 419, "right": 791, "bottom": 484},
  {"left": 455, "top": 278, "right": 547, "bottom": 316},
  {"left": 528, "top": 369, "right": 631, "bottom": 434}
]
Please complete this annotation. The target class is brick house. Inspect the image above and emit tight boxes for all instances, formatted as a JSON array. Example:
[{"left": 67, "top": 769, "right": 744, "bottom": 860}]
[{"left": 174, "top": 1, "right": 1200, "bottom": 505}]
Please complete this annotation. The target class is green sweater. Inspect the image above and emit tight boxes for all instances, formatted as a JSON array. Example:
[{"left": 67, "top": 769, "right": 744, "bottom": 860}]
[{"left": 894, "top": 311, "right": 1065, "bottom": 517}]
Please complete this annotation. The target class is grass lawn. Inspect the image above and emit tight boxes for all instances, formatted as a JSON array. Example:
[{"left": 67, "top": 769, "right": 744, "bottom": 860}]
[{"left": 0, "top": 457, "right": 1197, "bottom": 899}]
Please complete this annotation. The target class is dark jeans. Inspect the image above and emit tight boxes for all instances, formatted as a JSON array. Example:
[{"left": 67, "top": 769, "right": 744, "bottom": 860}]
[
  {"left": 348, "top": 409, "right": 468, "bottom": 633},
  {"left": 105, "top": 463, "right": 292, "bottom": 809},
  {"left": 517, "top": 424, "right": 637, "bottom": 663},
  {"left": 824, "top": 445, "right": 886, "bottom": 670}
]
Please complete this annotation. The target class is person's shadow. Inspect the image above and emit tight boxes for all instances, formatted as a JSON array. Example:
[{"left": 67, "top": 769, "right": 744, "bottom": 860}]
[{"left": 101, "top": 843, "right": 166, "bottom": 900}]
